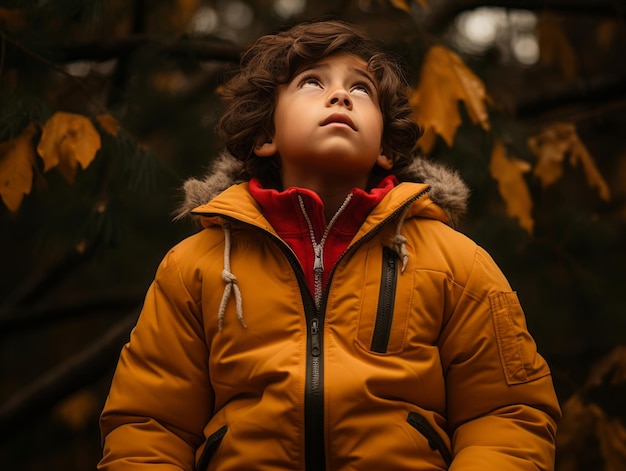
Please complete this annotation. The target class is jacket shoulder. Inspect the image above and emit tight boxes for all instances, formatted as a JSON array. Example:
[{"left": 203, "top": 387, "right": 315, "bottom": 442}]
[
  {"left": 401, "top": 217, "right": 511, "bottom": 294},
  {"left": 155, "top": 227, "right": 226, "bottom": 302}
]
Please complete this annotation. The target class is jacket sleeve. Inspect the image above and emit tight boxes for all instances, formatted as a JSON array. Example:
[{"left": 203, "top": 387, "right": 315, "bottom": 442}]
[
  {"left": 439, "top": 246, "right": 561, "bottom": 471},
  {"left": 98, "top": 247, "right": 214, "bottom": 470}
]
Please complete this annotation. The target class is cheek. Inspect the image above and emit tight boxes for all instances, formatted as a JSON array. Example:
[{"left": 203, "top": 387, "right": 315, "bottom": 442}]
[
  {"left": 274, "top": 100, "right": 300, "bottom": 130},
  {"left": 365, "top": 102, "right": 384, "bottom": 130},
  {"left": 366, "top": 111, "right": 385, "bottom": 141}
]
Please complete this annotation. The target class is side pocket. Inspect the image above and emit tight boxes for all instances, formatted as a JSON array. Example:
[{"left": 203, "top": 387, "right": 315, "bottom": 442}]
[
  {"left": 490, "top": 292, "right": 551, "bottom": 385},
  {"left": 196, "top": 425, "right": 227, "bottom": 471},
  {"left": 407, "top": 411, "right": 452, "bottom": 467}
]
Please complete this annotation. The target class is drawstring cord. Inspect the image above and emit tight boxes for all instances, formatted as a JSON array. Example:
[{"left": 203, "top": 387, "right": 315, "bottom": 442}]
[
  {"left": 216, "top": 197, "right": 411, "bottom": 329},
  {"left": 218, "top": 223, "right": 246, "bottom": 331},
  {"left": 391, "top": 205, "right": 411, "bottom": 273}
]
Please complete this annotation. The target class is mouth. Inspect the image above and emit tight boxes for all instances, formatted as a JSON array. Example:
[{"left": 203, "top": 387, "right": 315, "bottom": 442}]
[{"left": 320, "top": 113, "right": 356, "bottom": 131}]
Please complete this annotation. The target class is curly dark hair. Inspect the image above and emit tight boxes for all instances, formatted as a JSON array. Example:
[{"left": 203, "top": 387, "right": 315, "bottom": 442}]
[{"left": 215, "top": 20, "right": 422, "bottom": 187}]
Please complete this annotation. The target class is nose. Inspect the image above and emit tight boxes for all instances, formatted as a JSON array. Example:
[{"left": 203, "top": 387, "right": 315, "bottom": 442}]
[{"left": 327, "top": 88, "right": 352, "bottom": 109}]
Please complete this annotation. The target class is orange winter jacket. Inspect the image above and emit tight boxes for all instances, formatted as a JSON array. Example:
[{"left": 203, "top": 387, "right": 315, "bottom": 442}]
[{"left": 99, "top": 155, "right": 561, "bottom": 470}]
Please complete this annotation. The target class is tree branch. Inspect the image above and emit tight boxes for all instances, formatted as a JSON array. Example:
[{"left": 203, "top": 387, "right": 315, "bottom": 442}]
[
  {"left": 514, "top": 72, "right": 626, "bottom": 122},
  {"left": 0, "top": 312, "right": 138, "bottom": 442},
  {"left": 424, "top": 0, "right": 624, "bottom": 33},
  {"left": 0, "top": 29, "right": 107, "bottom": 112},
  {"left": 0, "top": 243, "right": 97, "bottom": 317},
  {"left": 0, "top": 290, "right": 145, "bottom": 336},
  {"left": 59, "top": 35, "right": 242, "bottom": 64}
]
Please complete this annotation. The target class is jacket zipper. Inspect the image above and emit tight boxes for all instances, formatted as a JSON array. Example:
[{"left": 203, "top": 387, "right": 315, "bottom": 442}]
[
  {"left": 297, "top": 193, "right": 352, "bottom": 471},
  {"left": 299, "top": 190, "right": 430, "bottom": 471},
  {"left": 203, "top": 186, "right": 430, "bottom": 471},
  {"left": 268, "top": 240, "right": 324, "bottom": 471},
  {"left": 298, "top": 193, "right": 353, "bottom": 309},
  {"left": 306, "top": 315, "right": 324, "bottom": 471},
  {"left": 302, "top": 188, "right": 430, "bottom": 470},
  {"left": 370, "top": 246, "right": 399, "bottom": 353}
]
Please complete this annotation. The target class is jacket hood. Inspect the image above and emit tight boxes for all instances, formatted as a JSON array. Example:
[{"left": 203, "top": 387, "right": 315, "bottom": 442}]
[{"left": 174, "top": 152, "right": 470, "bottom": 226}]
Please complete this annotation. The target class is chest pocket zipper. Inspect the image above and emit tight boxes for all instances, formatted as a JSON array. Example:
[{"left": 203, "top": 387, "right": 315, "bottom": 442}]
[{"left": 371, "top": 247, "right": 399, "bottom": 353}]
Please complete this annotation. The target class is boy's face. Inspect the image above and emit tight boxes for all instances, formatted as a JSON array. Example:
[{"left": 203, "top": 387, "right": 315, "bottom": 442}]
[{"left": 254, "top": 53, "right": 392, "bottom": 189}]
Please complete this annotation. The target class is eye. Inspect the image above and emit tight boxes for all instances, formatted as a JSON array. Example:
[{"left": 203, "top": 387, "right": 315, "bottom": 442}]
[
  {"left": 298, "top": 74, "right": 322, "bottom": 89},
  {"left": 351, "top": 82, "right": 373, "bottom": 96}
]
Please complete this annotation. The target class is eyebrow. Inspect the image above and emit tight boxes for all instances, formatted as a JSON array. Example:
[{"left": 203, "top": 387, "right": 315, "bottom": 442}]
[{"left": 298, "top": 63, "right": 377, "bottom": 87}]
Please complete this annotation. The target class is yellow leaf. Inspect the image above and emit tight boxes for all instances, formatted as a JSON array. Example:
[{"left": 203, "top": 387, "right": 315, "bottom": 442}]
[
  {"left": 556, "top": 394, "right": 598, "bottom": 470},
  {"left": 96, "top": 113, "right": 120, "bottom": 137},
  {"left": 570, "top": 142, "right": 611, "bottom": 202},
  {"left": 538, "top": 13, "right": 578, "bottom": 80},
  {"left": 0, "top": 123, "right": 38, "bottom": 212},
  {"left": 37, "top": 112, "right": 101, "bottom": 183},
  {"left": 54, "top": 390, "right": 99, "bottom": 432},
  {"left": 417, "top": 128, "right": 438, "bottom": 157},
  {"left": 528, "top": 124, "right": 569, "bottom": 187},
  {"left": 411, "top": 45, "right": 490, "bottom": 154},
  {"left": 557, "top": 398, "right": 626, "bottom": 471},
  {"left": 596, "top": 413, "right": 626, "bottom": 471},
  {"left": 173, "top": 0, "right": 199, "bottom": 30},
  {"left": 148, "top": 0, "right": 199, "bottom": 33},
  {"left": 596, "top": 20, "right": 619, "bottom": 49},
  {"left": 388, "top": 0, "right": 428, "bottom": 11},
  {"left": 389, "top": 0, "right": 411, "bottom": 12},
  {"left": 557, "top": 347, "right": 626, "bottom": 471},
  {"left": 152, "top": 70, "right": 188, "bottom": 94},
  {"left": 529, "top": 122, "right": 610, "bottom": 201},
  {"left": 489, "top": 140, "right": 534, "bottom": 233}
]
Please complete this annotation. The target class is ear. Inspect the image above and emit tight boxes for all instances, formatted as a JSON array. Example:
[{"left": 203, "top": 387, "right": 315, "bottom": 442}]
[
  {"left": 254, "top": 137, "right": 277, "bottom": 157},
  {"left": 376, "top": 152, "right": 393, "bottom": 170}
]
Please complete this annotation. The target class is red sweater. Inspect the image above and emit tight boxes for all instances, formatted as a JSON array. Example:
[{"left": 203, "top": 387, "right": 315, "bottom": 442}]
[{"left": 248, "top": 176, "right": 397, "bottom": 297}]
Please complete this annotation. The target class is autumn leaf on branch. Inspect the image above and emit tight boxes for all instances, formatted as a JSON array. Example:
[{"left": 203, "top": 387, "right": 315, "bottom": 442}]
[
  {"left": 53, "top": 389, "right": 100, "bottom": 433},
  {"left": 557, "top": 346, "right": 626, "bottom": 471},
  {"left": 388, "top": 0, "right": 429, "bottom": 13},
  {"left": 538, "top": 13, "right": 578, "bottom": 80},
  {"left": 95, "top": 114, "right": 121, "bottom": 137},
  {"left": 0, "top": 123, "right": 38, "bottom": 212},
  {"left": 557, "top": 395, "right": 626, "bottom": 471},
  {"left": 528, "top": 122, "right": 610, "bottom": 201},
  {"left": 37, "top": 112, "right": 101, "bottom": 183},
  {"left": 410, "top": 45, "right": 490, "bottom": 154},
  {"left": 489, "top": 140, "right": 534, "bottom": 233}
]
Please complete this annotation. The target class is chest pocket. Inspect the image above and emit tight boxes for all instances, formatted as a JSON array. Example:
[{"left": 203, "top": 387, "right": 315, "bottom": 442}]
[{"left": 356, "top": 247, "right": 414, "bottom": 354}]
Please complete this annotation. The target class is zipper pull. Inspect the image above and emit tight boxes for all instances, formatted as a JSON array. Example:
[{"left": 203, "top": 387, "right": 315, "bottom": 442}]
[
  {"left": 311, "top": 318, "right": 321, "bottom": 357},
  {"left": 313, "top": 243, "right": 323, "bottom": 273},
  {"left": 312, "top": 244, "right": 324, "bottom": 309}
]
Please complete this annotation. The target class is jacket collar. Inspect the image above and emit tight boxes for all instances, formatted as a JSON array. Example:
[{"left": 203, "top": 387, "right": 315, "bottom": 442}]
[{"left": 176, "top": 152, "right": 470, "bottom": 228}]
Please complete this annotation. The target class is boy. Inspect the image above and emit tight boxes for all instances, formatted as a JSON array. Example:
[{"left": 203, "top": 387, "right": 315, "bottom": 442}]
[{"left": 99, "top": 20, "right": 561, "bottom": 470}]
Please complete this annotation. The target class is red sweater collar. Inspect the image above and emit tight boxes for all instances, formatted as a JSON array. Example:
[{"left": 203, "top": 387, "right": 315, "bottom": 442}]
[{"left": 248, "top": 176, "right": 397, "bottom": 295}]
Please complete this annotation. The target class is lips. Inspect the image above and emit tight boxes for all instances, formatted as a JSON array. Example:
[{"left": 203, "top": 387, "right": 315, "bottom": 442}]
[{"left": 320, "top": 113, "right": 356, "bottom": 131}]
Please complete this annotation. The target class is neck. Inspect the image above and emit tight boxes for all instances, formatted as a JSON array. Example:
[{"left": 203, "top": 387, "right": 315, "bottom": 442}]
[
  {"left": 281, "top": 169, "right": 369, "bottom": 222},
  {"left": 318, "top": 188, "right": 354, "bottom": 222}
]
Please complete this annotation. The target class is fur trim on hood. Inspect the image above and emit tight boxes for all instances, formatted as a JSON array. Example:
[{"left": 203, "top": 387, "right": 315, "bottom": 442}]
[{"left": 174, "top": 152, "right": 470, "bottom": 226}]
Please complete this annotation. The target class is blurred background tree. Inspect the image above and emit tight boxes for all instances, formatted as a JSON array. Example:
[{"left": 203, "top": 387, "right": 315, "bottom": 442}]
[{"left": 1, "top": 0, "right": 625, "bottom": 469}]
